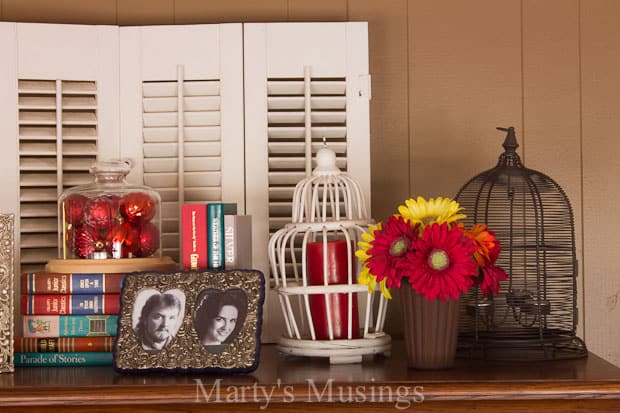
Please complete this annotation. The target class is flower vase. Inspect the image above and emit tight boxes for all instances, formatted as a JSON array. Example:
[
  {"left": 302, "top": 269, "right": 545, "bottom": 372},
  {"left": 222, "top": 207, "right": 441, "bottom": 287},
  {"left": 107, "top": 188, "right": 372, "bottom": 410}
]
[{"left": 400, "top": 283, "right": 459, "bottom": 369}]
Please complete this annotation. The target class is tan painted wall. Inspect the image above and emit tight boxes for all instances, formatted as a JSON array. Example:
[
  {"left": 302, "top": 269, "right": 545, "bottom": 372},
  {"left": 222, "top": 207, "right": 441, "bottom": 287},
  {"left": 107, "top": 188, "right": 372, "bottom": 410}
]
[{"left": 2, "top": 0, "right": 619, "bottom": 366}]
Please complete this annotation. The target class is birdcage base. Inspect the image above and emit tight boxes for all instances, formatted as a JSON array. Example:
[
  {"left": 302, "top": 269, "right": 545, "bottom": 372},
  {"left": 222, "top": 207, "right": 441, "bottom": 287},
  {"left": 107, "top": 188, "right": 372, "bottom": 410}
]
[
  {"left": 457, "top": 330, "right": 587, "bottom": 361},
  {"left": 277, "top": 334, "right": 392, "bottom": 364}
]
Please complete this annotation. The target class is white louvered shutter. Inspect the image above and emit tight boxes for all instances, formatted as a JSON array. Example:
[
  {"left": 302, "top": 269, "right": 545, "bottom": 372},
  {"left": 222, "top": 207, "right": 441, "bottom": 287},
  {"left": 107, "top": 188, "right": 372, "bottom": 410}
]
[
  {"left": 120, "top": 24, "right": 244, "bottom": 263},
  {"left": 0, "top": 23, "right": 119, "bottom": 274},
  {"left": 243, "top": 22, "right": 371, "bottom": 342}
]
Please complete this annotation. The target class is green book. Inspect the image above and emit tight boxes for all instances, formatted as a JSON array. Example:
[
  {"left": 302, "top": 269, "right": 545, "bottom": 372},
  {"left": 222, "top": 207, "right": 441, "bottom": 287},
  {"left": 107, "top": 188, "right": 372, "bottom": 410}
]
[
  {"left": 207, "top": 203, "right": 225, "bottom": 270},
  {"left": 22, "top": 315, "right": 118, "bottom": 338},
  {"left": 14, "top": 352, "right": 113, "bottom": 367}
]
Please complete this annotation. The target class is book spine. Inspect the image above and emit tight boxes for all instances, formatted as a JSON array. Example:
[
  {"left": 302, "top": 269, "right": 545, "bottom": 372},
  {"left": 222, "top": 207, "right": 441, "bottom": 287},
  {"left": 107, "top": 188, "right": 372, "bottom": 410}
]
[
  {"left": 224, "top": 215, "right": 253, "bottom": 270},
  {"left": 22, "top": 315, "right": 118, "bottom": 338},
  {"left": 182, "top": 204, "right": 208, "bottom": 270},
  {"left": 21, "top": 272, "right": 125, "bottom": 294},
  {"left": 15, "top": 336, "right": 115, "bottom": 352},
  {"left": 14, "top": 352, "right": 113, "bottom": 367},
  {"left": 21, "top": 294, "right": 120, "bottom": 315},
  {"left": 207, "top": 203, "right": 224, "bottom": 270}
]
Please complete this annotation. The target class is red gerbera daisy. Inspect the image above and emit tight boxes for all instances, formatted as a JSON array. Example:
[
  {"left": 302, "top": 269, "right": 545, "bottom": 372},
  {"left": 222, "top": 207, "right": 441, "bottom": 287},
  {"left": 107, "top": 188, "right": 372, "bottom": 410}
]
[
  {"left": 407, "top": 222, "right": 479, "bottom": 301},
  {"left": 365, "top": 215, "right": 418, "bottom": 289}
]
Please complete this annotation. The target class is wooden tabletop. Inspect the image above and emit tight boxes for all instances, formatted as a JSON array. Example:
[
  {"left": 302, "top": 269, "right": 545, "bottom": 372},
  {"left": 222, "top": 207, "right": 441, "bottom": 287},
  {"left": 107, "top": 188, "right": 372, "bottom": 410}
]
[{"left": 2, "top": 340, "right": 620, "bottom": 412}]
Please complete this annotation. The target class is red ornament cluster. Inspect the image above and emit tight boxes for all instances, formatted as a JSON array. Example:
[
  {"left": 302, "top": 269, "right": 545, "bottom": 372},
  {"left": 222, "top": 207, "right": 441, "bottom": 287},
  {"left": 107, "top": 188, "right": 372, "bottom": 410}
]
[{"left": 63, "top": 192, "right": 159, "bottom": 259}]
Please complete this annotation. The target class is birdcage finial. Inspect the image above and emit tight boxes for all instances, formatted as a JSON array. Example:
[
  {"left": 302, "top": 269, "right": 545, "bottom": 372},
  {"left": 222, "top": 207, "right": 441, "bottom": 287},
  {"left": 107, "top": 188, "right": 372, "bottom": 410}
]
[{"left": 497, "top": 126, "right": 519, "bottom": 154}]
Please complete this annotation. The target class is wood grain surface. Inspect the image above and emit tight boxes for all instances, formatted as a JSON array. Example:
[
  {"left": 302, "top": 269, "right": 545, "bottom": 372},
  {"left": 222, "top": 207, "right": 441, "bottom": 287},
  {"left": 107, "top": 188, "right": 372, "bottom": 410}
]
[{"left": 1, "top": 342, "right": 620, "bottom": 412}]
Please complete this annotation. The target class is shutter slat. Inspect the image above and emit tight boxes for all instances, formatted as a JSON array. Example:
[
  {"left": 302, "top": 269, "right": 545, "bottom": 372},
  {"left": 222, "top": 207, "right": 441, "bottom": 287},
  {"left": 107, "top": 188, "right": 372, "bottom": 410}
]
[
  {"left": 161, "top": 233, "right": 179, "bottom": 249},
  {"left": 19, "top": 142, "right": 56, "bottom": 156},
  {"left": 268, "top": 157, "right": 346, "bottom": 170},
  {"left": 62, "top": 81, "right": 97, "bottom": 94},
  {"left": 19, "top": 126, "right": 56, "bottom": 140},
  {"left": 269, "top": 172, "right": 305, "bottom": 185},
  {"left": 268, "top": 126, "right": 347, "bottom": 139},
  {"left": 268, "top": 96, "right": 346, "bottom": 110},
  {"left": 63, "top": 126, "right": 97, "bottom": 140},
  {"left": 269, "top": 187, "right": 296, "bottom": 200},
  {"left": 185, "top": 187, "right": 221, "bottom": 202},
  {"left": 20, "top": 173, "right": 57, "bottom": 187},
  {"left": 62, "top": 111, "right": 97, "bottom": 125},
  {"left": 143, "top": 81, "right": 220, "bottom": 98},
  {"left": 143, "top": 126, "right": 221, "bottom": 143},
  {"left": 63, "top": 158, "right": 96, "bottom": 171},
  {"left": 144, "top": 157, "right": 221, "bottom": 173},
  {"left": 63, "top": 142, "right": 97, "bottom": 156},
  {"left": 19, "top": 96, "right": 56, "bottom": 110},
  {"left": 20, "top": 188, "right": 58, "bottom": 202},
  {"left": 21, "top": 218, "right": 57, "bottom": 232},
  {"left": 18, "top": 80, "right": 56, "bottom": 94},
  {"left": 142, "top": 112, "right": 221, "bottom": 128},
  {"left": 63, "top": 173, "right": 93, "bottom": 186},
  {"left": 267, "top": 80, "right": 346, "bottom": 95},
  {"left": 20, "top": 203, "right": 57, "bottom": 218},
  {"left": 143, "top": 142, "right": 221, "bottom": 158},
  {"left": 19, "top": 111, "right": 56, "bottom": 125},
  {"left": 162, "top": 219, "right": 179, "bottom": 233},
  {"left": 268, "top": 111, "right": 346, "bottom": 124},
  {"left": 19, "top": 158, "right": 57, "bottom": 171},
  {"left": 269, "top": 202, "right": 293, "bottom": 217},
  {"left": 144, "top": 172, "right": 221, "bottom": 188},
  {"left": 268, "top": 141, "right": 347, "bottom": 154},
  {"left": 62, "top": 96, "right": 97, "bottom": 109},
  {"left": 21, "top": 233, "right": 58, "bottom": 248},
  {"left": 19, "top": 248, "right": 57, "bottom": 264},
  {"left": 143, "top": 96, "right": 220, "bottom": 113}
]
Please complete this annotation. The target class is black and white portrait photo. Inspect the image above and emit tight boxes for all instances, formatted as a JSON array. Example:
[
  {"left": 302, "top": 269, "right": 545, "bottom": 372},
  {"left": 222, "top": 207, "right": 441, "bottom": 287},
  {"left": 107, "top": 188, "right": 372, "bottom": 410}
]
[
  {"left": 194, "top": 288, "right": 247, "bottom": 351},
  {"left": 115, "top": 270, "right": 264, "bottom": 373},
  {"left": 132, "top": 289, "right": 185, "bottom": 354}
]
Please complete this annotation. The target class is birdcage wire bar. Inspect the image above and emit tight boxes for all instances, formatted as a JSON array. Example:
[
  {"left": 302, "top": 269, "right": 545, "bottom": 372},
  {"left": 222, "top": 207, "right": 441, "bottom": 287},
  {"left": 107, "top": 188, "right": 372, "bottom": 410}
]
[{"left": 455, "top": 127, "right": 587, "bottom": 360}]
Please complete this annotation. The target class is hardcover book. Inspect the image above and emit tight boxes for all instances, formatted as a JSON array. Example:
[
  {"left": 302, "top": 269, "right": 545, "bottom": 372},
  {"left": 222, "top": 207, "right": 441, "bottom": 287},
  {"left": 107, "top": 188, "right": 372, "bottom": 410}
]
[
  {"left": 21, "top": 272, "right": 125, "bottom": 294},
  {"left": 224, "top": 215, "right": 253, "bottom": 269},
  {"left": 207, "top": 203, "right": 225, "bottom": 270},
  {"left": 181, "top": 204, "right": 208, "bottom": 270},
  {"left": 14, "top": 352, "right": 113, "bottom": 367},
  {"left": 21, "top": 294, "right": 120, "bottom": 315},
  {"left": 15, "top": 336, "right": 115, "bottom": 353},
  {"left": 22, "top": 315, "right": 118, "bottom": 338}
]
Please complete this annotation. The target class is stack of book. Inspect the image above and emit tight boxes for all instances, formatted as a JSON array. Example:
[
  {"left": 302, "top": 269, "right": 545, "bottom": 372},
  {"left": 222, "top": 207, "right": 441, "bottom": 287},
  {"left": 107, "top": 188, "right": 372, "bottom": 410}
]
[
  {"left": 182, "top": 202, "right": 252, "bottom": 271},
  {"left": 14, "top": 271, "right": 123, "bottom": 367}
]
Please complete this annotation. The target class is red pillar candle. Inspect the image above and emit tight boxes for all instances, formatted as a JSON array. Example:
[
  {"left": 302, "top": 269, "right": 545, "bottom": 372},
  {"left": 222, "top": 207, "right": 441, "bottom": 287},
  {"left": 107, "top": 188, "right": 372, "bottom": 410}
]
[{"left": 306, "top": 239, "right": 360, "bottom": 340}]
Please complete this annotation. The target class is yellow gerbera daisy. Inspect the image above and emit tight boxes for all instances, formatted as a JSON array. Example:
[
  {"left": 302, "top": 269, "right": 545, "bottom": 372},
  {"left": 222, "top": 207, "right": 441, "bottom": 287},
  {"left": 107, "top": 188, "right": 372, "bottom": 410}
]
[
  {"left": 397, "top": 196, "right": 466, "bottom": 228},
  {"left": 355, "top": 222, "right": 392, "bottom": 299}
]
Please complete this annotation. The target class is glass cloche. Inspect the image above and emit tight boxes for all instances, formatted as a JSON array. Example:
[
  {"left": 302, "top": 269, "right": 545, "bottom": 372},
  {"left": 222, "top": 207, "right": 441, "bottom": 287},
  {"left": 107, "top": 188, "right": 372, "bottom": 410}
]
[{"left": 58, "top": 160, "right": 162, "bottom": 260}]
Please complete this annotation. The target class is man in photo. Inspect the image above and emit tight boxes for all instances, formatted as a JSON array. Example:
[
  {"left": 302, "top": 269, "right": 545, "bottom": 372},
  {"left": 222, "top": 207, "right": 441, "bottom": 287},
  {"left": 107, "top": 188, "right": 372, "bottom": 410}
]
[
  {"left": 194, "top": 289, "right": 247, "bottom": 351},
  {"left": 135, "top": 292, "right": 183, "bottom": 354}
]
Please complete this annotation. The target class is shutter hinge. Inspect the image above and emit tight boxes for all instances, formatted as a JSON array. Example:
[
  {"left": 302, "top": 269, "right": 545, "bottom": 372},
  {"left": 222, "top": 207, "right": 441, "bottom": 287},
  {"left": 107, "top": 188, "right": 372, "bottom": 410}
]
[{"left": 358, "top": 74, "right": 371, "bottom": 100}]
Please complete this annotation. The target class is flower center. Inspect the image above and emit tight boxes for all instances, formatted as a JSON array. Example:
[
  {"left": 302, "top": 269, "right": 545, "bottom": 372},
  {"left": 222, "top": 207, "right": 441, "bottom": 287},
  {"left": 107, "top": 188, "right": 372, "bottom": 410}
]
[
  {"left": 428, "top": 249, "right": 449, "bottom": 271},
  {"left": 389, "top": 236, "right": 410, "bottom": 257}
]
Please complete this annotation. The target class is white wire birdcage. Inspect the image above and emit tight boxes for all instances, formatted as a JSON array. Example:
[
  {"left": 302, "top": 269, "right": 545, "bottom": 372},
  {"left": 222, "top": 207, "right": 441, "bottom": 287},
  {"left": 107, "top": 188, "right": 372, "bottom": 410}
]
[{"left": 268, "top": 139, "right": 391, "bottom": 364}]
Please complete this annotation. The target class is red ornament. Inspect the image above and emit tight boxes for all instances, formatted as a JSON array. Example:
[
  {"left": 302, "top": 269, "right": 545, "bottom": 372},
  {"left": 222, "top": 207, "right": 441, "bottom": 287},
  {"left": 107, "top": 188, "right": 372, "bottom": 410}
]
[
  {"left": 137, "top": 222, "right": 160, "bottom": 257},
  {"left": 63, "top": 194, "right": 87, "bottom": 226},
  {"left": 74, "top": 226, "right": 108, "bottom": 258},
  {"left": 107, "top": 223, "right": 140, "bottom": 258},
  {"left": 120, "top": 192, "right": 156, "bottom": 223},
  {"left": 83, "top": 197, "right": 115, "bottom": 231}
]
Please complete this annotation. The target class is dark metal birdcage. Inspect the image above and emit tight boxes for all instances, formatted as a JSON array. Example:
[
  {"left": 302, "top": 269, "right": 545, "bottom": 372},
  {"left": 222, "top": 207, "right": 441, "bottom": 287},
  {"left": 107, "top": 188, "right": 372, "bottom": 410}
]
[{"left": 455, "top": 127, "right": 587, "bottom": 360}]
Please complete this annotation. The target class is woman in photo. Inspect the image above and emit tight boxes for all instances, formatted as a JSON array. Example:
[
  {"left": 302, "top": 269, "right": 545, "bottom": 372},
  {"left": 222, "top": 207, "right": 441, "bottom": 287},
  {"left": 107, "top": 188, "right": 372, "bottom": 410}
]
[{"left": 194, "top": 289, "right": 247, "bottom": 349}]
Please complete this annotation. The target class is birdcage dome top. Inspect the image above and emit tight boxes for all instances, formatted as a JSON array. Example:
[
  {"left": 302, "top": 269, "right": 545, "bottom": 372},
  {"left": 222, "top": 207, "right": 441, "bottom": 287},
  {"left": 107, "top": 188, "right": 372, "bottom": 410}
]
[{"left": 289, "top": 144, "right": 371, "bottom": 225}]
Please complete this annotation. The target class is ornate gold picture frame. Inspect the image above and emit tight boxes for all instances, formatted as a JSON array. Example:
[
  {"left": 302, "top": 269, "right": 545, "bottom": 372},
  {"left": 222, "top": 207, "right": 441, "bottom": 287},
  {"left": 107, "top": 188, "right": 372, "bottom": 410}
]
[
  {"left": 114, "top": 270, "right": 264, "bottom": 373},
  {"left": 0, "top": 214, "right": 15, "bottom": 374}
]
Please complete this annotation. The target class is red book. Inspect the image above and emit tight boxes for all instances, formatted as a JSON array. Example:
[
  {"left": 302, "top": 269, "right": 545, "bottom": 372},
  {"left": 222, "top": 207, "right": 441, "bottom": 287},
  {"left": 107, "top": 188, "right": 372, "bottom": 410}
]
[
  {"left": 21, "top": 294, "right": 120, "bottom": 315},
  {"left": 21, "top": 272, "right": 125, "bottom": 294},
  {"left": 182, "top": 204, "right": 208, "bottom": 270},
  {"left": 15, "top": 336, "right": 115, "bottom": 353}
]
